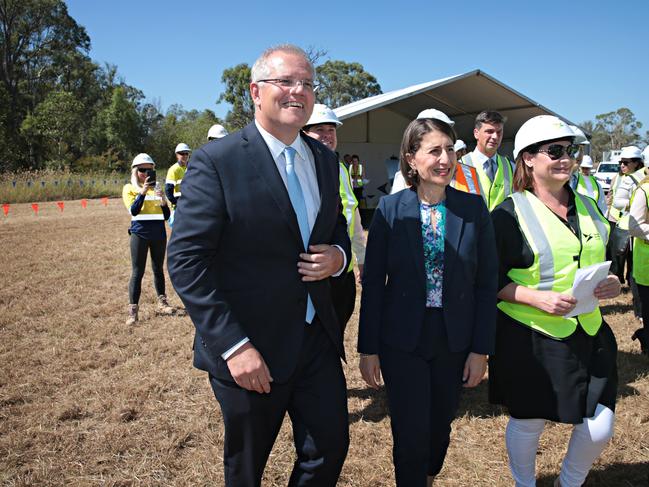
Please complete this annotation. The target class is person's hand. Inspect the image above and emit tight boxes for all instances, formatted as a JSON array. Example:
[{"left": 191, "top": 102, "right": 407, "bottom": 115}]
[
  {"left": 533, "top": 291, "right": 577, "bottom": 315},
  {"left": 594, "top": 275, "right": 621, "bottom": 300},
  {"left": 226, "top": 342, "right": 273, "bottom": 393},
  {"left": 359, "top": 354, "right": 382, "bottom": 389},
  {"left": 462, "top": 353, "right": 487, "bottom": 388},
  {"left": 298, "top": 244, "right": 344, "bottom": 281},
  {"left": 155, "top": 186, "right": 167, "bottom": 206},
  {"left": 140, "top": 177, "right": 154, "bottom": 195},
  {"left": 356, "top": 264, "right": 364, "bottom": 284}
]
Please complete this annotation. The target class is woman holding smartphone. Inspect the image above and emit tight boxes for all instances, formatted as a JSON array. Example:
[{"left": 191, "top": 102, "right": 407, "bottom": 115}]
[{"left": 122, "top": 153, "right": 174, "bottom": 325}]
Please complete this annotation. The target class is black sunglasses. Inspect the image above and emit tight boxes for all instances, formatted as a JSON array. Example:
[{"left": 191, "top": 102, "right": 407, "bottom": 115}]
[
  {"left": 536, "top": 144, "right": 580, "bottom": 160},
  {"left": 177, "top": 152, "right": 190, "bottom": 156},
  {"left": 137, "top": 167, "right": 149, "bottom": 173}
]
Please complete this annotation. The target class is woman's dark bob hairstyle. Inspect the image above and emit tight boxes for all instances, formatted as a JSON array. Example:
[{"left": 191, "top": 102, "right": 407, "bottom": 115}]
[{"left": 399, "top": 118, "right": 457, "bottom": 188}]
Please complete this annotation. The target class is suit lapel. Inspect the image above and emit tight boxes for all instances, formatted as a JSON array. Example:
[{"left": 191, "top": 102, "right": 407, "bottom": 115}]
[
  {"left": 241, "top": 123, "right": 304, "bottom": 248},
  {"left": 401, "top": 189, "right": 427, "bottom": 286},
  {"left": 444, "top": 186, "right": 465, "bottom": 281}
]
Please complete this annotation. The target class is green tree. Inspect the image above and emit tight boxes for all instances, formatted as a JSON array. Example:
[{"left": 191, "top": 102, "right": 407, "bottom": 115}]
[
  {"left": 315, "top": 60, "right": 382, "bottom": 108},
  {"left": 20, "top": 90, "right": 84, "bottom": 168},
  {"left": 582, "top": 108, "right": 644, "bottom": 161},
  {"left": 0, "top": 0, "right": 91, "bottom": 165},
  {"left": 218, "top": 63, "right": 254, "bottom": 131}
]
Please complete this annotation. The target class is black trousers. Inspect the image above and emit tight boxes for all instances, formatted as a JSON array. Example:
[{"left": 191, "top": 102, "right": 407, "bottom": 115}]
[
  {"left": 209, "top": 319, "right": 349, "bottom": 487},
  {"left": 330, "top": 270, "right": 356, "bottom": 336},
  {"left": 638, "top": 284, "right": 649, "bottom": 335},
  {"left": 379, "top": 308, "right": 467, "bottom": 486},
  {"left": 128, "top": 233, "right": 166, "bottom": 304}
]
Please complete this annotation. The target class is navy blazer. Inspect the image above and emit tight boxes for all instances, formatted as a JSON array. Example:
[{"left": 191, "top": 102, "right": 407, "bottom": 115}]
[
  {"left": 167, "top": 122, "right": 351, "bottom": 383},
  {"left": 358, "top": 186, "right": 497, "bottom": 356}
]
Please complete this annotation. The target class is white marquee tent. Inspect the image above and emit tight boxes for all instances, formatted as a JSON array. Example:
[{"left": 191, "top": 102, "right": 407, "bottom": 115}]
[{"left": 333, "top": 69, "right": 578, "bottom": 208}]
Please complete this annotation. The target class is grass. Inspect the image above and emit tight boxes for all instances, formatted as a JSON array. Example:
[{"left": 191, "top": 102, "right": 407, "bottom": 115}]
[
  {"left": 0, "top": 201, "right": 648, "bottom": 486},
  {"left": 0, "top": 169, "right": 132, "bottom": 204}
]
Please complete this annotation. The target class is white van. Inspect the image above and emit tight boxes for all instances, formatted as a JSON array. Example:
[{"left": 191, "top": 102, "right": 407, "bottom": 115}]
[{"left": 594, "top": 161, "right": 619, "bottom": 192}]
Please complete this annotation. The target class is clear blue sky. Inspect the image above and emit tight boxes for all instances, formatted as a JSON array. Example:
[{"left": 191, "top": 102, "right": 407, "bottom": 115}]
[{"left": 66, "top": 0, "right": 648, "bottom": 133}]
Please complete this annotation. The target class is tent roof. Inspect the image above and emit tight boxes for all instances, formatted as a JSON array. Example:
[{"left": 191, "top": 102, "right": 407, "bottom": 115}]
[{"left": 333, "top": 70, "right": 578, "bottom": 143}]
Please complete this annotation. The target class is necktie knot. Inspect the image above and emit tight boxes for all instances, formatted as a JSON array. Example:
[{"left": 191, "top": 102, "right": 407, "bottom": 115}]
[{"left": 284, "top": 146, "right": 297, "bottom": 170}]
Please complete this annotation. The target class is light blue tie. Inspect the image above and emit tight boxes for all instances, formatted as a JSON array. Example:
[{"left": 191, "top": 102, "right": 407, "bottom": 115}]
[
  {"left": 284, "top": 147, "right": 315, "bottom": 323},
  {"left": 484, "top": 157, "right": 496, "bottom": 182}
]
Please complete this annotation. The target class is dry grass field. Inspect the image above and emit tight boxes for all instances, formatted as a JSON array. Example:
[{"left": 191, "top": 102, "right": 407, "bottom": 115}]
[{"left": 1, "top": 199, "right": 648, "bottom": 486}]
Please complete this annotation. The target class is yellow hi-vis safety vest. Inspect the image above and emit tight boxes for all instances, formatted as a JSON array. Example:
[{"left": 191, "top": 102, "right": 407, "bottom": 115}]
[
  {"left": 606, "top": 174, "right": 624, "bottom": 222},
  {"left": 461, "top": 152, "right": 513, "bottom": 211},
  {"left": 616, "top": 169, "right": 644, "bottom": 230},
  {"left": 339, "top": 162, "right": 359, "bottom": 273},
  {"left": 166, "top": 162, "right": 187, "bottom": 200},
  {"left": 451, "top": 163, "right": 481, "bottom": 196},
  {"left": 498, "top": 189, "right": 610, "bottom": 339},
  {"left": 122, "top": 184, "right": 165, "bottom": 221},
  {"left": 632, "top": 182, "right": 649, "bottom": 286},
  {"left": 575, "top": 173, "right": 601, "bottom": 202},
  {"left": 350, "top": 163, "right": 364, "bottom": 187}
]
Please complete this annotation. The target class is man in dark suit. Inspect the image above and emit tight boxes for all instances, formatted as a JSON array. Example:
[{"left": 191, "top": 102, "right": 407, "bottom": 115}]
[{"left": 167, "top": 44, "right": 351, "bottom": 487}]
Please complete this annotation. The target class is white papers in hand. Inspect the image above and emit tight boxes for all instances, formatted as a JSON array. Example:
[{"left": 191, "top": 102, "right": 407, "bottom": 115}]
[{"left": 564, "top": 261, "right": 611, "bottom": 318}]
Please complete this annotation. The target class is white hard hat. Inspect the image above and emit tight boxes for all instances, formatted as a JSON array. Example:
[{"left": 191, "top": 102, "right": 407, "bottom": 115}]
[
  {"left": 513, "top": 115, "right": 575, "bottom": 160},
  {"left": 642, "top": 146, "right": 649, "bottom": 166},
  {"left": 132, "top": 153, "right": 155, "bottom": 167},
  {"left": 454, "top": 139, "right": 467, "bottom": 151},
  {"left": 175, "top": 143, "right": 191, "bottom": 153},
  {"left": 305, "top": 104, "right": 342, "bottom": 127},
  {"left": 580, "top": 155, "right": 593, "bottom": 168},
  {"left": 569, "top": 125, "right": 590, "bottom": 145},
  {"left": 620, "top": 145, "right": 642, "bottom": 160},
  {"left": 416, "top": 108, "right": 455, "bottom": 127},
  {"left": 208, "top": 124, "right": 228, "bottom": 139}
]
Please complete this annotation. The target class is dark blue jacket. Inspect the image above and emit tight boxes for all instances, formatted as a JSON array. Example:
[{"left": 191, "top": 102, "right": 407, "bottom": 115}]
[{"left": 358, "top": 186, "right": 498, "bottom": 355}]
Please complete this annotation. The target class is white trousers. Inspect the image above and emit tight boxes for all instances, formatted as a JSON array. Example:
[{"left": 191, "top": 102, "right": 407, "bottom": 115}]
[{"left": 505, "top": 404, "right": 615, "bottom": 487}]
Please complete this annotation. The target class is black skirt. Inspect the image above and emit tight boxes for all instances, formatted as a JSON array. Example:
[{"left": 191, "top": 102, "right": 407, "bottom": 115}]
[{"left": 488, "top": 311, "right": 617, "bottom": 424}]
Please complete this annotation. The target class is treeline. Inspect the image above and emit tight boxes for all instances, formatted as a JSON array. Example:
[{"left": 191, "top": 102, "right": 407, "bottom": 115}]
[
  {"left": 0, "top": 0, "right": 222, "bottom": 172},
  {"left": 2, "top": 1, "right": 645, "bottom": 173}
]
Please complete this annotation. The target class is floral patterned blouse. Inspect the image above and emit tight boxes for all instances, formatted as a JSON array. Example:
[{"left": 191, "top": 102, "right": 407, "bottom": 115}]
[{"left": 420, "top": 200, "right": 446, "bottom": 307}]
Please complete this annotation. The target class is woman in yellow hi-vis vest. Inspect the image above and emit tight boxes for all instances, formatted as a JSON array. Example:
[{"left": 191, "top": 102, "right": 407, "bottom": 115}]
[
  {"left": 629, "top": 168, "right": 649, "bottom": 354},
  {"left": 122, "top": 153, "right": 175, "bottom": 325},
  {"left": 490, "top": 116, "right": 621, "bottom": 487}
]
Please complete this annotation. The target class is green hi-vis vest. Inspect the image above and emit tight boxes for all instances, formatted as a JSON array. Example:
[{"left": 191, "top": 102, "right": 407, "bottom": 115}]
[
  {"left": 339, "top": 163, "right": 359, "bottom": 273},
  {"left": 461, "top": 152, "right": 513, "bottom": 211},
  {"left": 606, "top": 174, "right": 624, "bottom": 221},
  {"left": 616, "top": 169, "right": 644, "bottom": 230},
  {"left": 498, "top": 189, "right": 610, "bottom": 339},
  {"left": 575, "top": 173, "right": 601, "bottom": 202},
  {"left": 632, "top": 183, "right": 649, "bottom": 286}
]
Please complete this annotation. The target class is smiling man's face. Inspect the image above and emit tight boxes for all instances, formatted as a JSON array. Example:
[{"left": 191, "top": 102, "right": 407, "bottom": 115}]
[{"left": 250, "top": 51, "right": 315, "bottom": 143}]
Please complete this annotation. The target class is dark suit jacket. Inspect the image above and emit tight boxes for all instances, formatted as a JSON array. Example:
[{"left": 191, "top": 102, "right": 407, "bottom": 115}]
[
  {"left": 167, "top": 122, "right": 351, "bottom": 383},
  {"left": 358, "top": 186, "right": 498, "bottom": 356}
]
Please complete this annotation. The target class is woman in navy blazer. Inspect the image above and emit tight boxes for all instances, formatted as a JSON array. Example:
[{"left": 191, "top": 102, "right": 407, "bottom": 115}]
[{"left": 358, "top": 117, "right": 498, "bottom": 486}]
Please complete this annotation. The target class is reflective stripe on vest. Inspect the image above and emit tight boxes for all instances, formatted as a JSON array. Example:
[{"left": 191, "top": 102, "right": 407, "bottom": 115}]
[
  {"left": 606, "top": 175, "right": 624, "bottom": 221},
  {"left": 339, "top": 163, "right": 358, "bottom": 272},
  {"left": 452, "top": 163, "right": 481, "bottom": 195},
  {"left": 632, "top": 184, "right": 649, "bottom": 286},
  {"left": 462, "top": 153, "right": 512, "bottom": 211},
  {"left": 498, "top": 189, "right": 609, "bottom": 339},
  {"left": 576, "top": 174, "right": 600, "bottom": 202}
]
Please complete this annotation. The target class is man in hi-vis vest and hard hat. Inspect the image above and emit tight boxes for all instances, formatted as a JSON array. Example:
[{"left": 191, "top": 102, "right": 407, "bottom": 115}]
[
  {"left": 303, "top": 104, "right": 367, "bottom": 334},
  {"left": 165, "top": 142, "right": 192, "bottom": 227},
  {"left": 457, "top": 110, "right": 514, "bottom": 211}
]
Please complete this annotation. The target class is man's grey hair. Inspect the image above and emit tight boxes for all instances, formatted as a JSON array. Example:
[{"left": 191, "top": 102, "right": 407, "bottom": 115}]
[{"left": 251, "top": 44, "right": 314, "bottom": 82}]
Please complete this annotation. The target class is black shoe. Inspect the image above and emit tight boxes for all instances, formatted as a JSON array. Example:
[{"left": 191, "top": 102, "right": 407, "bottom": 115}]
[{"left": 631, "top": 328, "right": 649, "bottom": 354}]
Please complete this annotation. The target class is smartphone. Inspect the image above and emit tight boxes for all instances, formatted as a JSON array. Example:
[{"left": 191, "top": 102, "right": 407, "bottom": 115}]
[{"left": 146, "top": 169, "right": 156, "bottom": 184}]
